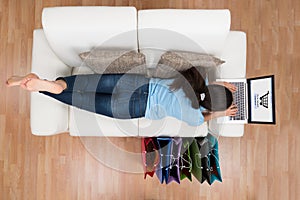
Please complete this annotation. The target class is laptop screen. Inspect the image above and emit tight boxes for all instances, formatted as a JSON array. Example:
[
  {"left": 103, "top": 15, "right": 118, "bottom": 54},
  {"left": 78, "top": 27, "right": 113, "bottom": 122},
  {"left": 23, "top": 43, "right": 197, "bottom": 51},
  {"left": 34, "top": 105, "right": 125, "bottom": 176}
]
[{"left": 247, "top": 75, "right": 276, "bottom": 124}]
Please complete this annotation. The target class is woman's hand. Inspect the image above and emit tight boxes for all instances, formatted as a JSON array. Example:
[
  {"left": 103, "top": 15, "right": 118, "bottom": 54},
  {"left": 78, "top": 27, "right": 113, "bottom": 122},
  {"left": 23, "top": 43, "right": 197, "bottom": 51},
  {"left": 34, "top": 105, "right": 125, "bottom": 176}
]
[
  {"left": 212, "top": 81, "right": 237, "bottom": 93},
  {"left": 223, "top": 82, "right": 237, "bottom": 93},
  {"left": 203, "top": 105, "right": 237, "bottom": 121},
  {"left": 225, "top": 104, "right": 238, "bottom": 116}
]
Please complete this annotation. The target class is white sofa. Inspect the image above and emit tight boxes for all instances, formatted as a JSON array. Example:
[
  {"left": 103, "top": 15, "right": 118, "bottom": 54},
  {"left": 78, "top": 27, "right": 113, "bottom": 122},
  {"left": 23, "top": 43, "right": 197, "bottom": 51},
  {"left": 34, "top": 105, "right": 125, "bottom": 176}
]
[{"left": 30, "top": 6, "right": 246, "bottom": 137}]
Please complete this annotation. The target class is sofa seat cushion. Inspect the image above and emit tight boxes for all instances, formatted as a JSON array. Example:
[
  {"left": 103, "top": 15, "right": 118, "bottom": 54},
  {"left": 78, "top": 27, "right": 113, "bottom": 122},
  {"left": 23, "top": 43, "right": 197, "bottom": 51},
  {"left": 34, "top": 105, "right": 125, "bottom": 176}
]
[
  {"left": 138, "top": 117, "right": 208, "bottom": 137},
  {"left": 69, "top": 107, "right": 139, "bottom": 136}
]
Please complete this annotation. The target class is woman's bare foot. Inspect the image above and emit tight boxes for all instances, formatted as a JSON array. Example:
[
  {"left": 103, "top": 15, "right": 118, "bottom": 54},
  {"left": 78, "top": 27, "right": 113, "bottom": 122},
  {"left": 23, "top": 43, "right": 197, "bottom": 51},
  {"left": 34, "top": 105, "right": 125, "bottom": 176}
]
[
  {"left": 25, "top": 79, "right": 65, "bottom": 94},
  {"left": 6, "top": 73, "right": 39, "bottom": 87}
]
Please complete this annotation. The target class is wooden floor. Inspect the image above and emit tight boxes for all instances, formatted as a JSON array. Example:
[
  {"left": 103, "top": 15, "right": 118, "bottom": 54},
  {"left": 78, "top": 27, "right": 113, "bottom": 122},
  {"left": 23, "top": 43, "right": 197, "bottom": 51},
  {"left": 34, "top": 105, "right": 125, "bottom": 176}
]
[{"left": 1, "top": 0, "right": 300, "bottom": 199}]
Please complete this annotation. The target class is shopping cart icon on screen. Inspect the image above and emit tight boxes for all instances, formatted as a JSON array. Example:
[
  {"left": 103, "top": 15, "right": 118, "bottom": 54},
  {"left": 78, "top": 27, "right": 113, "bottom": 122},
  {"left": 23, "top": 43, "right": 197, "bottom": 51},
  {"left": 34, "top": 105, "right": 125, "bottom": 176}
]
[{"left": 260, "top": 91, "right": 269, "bottom": 109}]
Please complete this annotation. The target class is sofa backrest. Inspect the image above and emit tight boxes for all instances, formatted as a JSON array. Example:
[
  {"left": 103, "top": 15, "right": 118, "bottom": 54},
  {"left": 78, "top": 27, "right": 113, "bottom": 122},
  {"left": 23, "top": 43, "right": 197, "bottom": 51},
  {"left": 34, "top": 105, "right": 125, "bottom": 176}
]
[
  {"left": 42, "top": 6, "right": 138, "bottom": 67},
  {"left": 42, "top": 7, "right": 231, "bottom": 68},
  {"left": 138, "top": 9, "right": 231, "bottom": 67}
]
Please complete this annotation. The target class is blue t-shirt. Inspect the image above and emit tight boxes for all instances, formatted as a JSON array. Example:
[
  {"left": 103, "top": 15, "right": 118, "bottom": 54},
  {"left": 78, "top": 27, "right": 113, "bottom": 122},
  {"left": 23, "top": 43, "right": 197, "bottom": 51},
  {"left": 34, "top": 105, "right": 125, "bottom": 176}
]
[{"left": 145, "top": 78, "right": 205, "bottom": 126}]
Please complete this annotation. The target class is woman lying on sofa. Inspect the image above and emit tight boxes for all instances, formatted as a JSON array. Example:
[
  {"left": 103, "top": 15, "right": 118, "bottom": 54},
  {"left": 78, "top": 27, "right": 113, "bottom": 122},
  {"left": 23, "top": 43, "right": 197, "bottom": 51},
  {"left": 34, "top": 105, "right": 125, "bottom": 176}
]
[{"left": 6, "top": 67, "right": 238, "bottom": 126}]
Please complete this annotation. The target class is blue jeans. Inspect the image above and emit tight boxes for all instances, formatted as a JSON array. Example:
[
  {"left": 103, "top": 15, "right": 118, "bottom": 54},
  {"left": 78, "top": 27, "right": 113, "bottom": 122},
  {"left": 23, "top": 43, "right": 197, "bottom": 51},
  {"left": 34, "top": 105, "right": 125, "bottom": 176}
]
[{"left": 41, "top": 74, "right": 150, "bottom": 119}]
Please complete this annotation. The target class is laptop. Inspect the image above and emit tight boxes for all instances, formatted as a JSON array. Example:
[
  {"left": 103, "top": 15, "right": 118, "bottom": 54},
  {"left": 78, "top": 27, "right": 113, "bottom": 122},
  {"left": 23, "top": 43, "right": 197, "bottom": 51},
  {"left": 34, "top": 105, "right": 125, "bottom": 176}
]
[{"left": 216, "top": 75, "right": 276, "bottom": 124}]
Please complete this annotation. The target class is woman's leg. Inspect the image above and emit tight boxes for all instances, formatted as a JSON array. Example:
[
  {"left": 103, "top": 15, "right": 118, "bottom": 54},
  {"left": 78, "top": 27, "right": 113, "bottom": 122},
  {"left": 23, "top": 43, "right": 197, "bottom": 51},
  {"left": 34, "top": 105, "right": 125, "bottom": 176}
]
[
  {"left": 59, "top": 74, "right": 149, "bottom": 94},
  {"left": 7, "top": 73, "right": 148, "bottom": 118},
  {"left": 41, "top": 91, "right": 119, "bottom": 118},
  {"left": 6, "top": 73, "right": 66, "bottom": 94},
  {"left": 41, "top": 76, "right": 149, "bottom": 119},
  {"left": 6, "top": 73, "right": 39, "bottom": 87},
  {"left": 58, "top": 74, "right": 125, "bottom": 94},
  {"left": 41, "top": 91, "right": 115, "bottom": 116},
  {"left": 25, "top": 78, "right": 66, "bottom": 94},
  {"left": 24, "top": 73, "right": 149, "bottom": 119},
  {"left": 109, "top": 82, "right": 149, "bottom": 119},
  {"left": 11, "top": 73, "right": 148, "bottom": 95}
]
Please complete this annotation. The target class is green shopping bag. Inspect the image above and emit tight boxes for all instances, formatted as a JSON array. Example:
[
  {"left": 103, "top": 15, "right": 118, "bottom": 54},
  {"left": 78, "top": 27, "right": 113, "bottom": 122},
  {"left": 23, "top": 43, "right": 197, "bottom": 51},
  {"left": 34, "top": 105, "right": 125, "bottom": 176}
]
[
  {"left": 189, "top": 139, "right": 202, "bottom": 182},
  {"left": 179, "top": 138, "right": 193, "bottom": 181}
]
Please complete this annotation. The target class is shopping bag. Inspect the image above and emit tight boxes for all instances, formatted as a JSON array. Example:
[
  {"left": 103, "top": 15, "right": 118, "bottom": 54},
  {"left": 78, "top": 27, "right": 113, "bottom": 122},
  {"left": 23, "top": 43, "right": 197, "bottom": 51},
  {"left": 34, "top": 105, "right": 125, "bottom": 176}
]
[
  {"left": 206, "top": 134, "right": 222, "bottom": 184},
  {"left": 156, "top": 137, "right": 172, "bottom": 184},
  {"left": 179, "top": 138, "right": 193, "bottom": 181},
  {"left": 167, "top": 137, "right": 182, "bottom": 184},
  {"left": 189, "top": 139, "right": 202, "bottom": 183},
  {"left": 142, "top": 137, "right": 160, "bottom": 179},
  {"left": 196, "top": 137, "right": 211, "bottom": 184}
]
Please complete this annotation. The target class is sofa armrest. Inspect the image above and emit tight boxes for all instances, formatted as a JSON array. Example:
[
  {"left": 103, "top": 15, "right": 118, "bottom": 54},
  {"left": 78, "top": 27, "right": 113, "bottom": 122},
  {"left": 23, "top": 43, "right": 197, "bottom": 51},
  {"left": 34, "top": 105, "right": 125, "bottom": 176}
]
[
  {"left": 208, "top": 119, "right": 244, "bottom": 137},
  {"left": 31, "top": 29, "right": 72, "bottom": 79},
  {"left": 217, "top": 31, "right": 247, "bottom": 79},
  {"left": 208, "top": 31, "right": 247, "bottom": 137},
  {"left": 30, "top": 29, "right": 72, "bottom": 135}
]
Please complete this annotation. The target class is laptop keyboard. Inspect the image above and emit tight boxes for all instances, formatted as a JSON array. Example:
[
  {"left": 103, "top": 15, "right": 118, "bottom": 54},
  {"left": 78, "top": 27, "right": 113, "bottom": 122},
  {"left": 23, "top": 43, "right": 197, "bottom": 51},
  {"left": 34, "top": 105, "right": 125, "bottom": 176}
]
[{"left": 230, "top": 82, "right": 246, "bottom": 121}]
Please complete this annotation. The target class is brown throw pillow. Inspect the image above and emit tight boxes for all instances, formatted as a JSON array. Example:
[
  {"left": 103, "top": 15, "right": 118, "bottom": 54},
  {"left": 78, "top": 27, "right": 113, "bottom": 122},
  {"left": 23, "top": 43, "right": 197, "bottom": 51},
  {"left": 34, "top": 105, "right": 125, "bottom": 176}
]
[
  {"left": 79, "top": 49, "right": 147, "bottom": 74},
  {"left": 148, "top": 51, "right": 224, "bottom": 79},
  {"left": 161, "top": 51, "right": 225, "bottom": 68}
]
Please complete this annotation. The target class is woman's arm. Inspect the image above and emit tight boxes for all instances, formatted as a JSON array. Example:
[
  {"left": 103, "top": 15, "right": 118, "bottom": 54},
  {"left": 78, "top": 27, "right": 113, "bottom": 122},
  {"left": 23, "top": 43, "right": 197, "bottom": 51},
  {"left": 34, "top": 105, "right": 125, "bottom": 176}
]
[{"left": 202, "top": 104, "right": 238, "bottom": 122}]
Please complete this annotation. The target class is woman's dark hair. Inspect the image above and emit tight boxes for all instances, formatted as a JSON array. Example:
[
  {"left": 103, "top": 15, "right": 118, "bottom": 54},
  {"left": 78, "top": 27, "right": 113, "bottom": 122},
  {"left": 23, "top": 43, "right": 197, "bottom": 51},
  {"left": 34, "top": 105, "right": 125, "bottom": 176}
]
[{"left": 169, "top": 67, "right": 233, "bottom": 111}]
